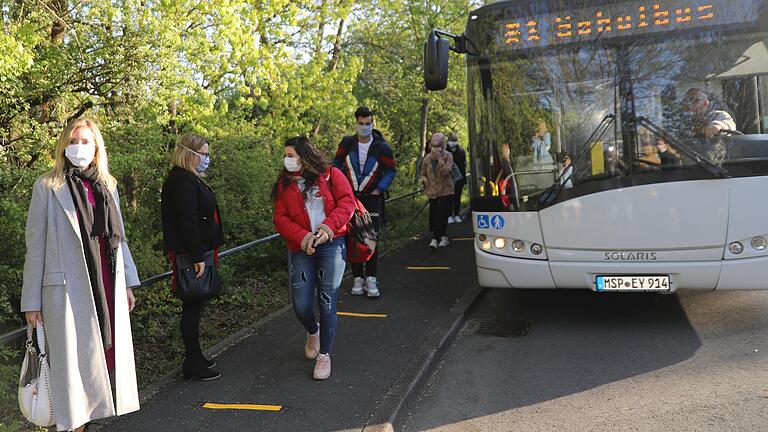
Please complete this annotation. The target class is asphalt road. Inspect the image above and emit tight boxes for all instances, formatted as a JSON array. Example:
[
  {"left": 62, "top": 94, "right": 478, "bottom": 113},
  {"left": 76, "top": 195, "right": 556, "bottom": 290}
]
[{"left": 403, "top": 288, "right": 768, "bottom": 431}]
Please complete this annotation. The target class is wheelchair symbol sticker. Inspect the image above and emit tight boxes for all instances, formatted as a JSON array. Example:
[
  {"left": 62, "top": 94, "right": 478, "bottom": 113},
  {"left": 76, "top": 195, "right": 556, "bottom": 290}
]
[
  {"left": 490, "top": 215, "right": 505, "bottom": 230},
  {"left": 476, "top": 214, "right": 490, "bottom": 229}
]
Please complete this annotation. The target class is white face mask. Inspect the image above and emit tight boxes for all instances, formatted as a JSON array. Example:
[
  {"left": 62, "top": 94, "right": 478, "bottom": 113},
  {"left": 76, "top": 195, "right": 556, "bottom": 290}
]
[
  {"left": 448, "top": 141, "right": 458, "bottom": 148},
  {"left": 65, "top": 144, "right": 96, "bottom": 168},
  {"left": 284, "top": 157, "right": 301, "bottom": 172}
]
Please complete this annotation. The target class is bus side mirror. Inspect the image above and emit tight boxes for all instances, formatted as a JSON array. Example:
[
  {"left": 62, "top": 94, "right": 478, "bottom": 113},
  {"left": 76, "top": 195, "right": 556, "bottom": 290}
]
[{"left": 424, "top": 31, "right": 450, "bottom": 91}]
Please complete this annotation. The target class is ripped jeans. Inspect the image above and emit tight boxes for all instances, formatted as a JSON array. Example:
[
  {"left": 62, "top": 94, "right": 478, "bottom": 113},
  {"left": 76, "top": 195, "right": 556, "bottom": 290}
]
[{"left": 289, "top": 236, "right": 346, "bottom": 354}]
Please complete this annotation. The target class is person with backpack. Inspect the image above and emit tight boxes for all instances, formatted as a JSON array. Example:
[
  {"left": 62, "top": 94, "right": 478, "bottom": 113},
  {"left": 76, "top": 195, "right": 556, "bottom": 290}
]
[
  {"left": 333, "top": 106, "right": 396, "bottom": 298},
  {"left": 420, "top": 132, "right": 455, "bottom": 250},
  {"left": 272, "top": 136, "right": 355, "bottom": 380}
]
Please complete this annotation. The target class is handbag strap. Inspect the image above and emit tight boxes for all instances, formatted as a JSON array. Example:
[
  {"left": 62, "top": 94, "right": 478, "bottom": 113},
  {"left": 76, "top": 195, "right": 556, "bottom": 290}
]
[{"left": 35, "top": 323, "right": 47, "bottom": 357}]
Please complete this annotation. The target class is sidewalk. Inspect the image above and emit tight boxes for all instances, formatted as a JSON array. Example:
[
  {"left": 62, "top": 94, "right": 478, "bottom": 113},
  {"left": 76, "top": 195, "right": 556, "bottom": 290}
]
[{"left": 104, "top": 220, "right": 477, "bottom": 432}]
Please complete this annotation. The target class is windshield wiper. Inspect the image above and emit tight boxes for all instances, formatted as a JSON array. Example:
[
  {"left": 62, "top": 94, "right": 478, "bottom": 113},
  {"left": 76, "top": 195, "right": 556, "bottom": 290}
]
[
  {"left": 637, "top": 116, "right": 730, "bottom": 178},
  {"left": 538, "top": 114, "right": 615, "bottom": 207}
]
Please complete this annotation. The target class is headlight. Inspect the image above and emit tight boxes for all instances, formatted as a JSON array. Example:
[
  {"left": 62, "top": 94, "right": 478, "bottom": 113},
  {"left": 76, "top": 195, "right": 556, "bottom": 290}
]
[
  {"left": 729, "top": 241, "right": 744, "bottom": 254},
  {"left": 531, "top": 243, "right": 543, "bottom": 255},
  {"left": 493, "top": 237, "right": 507, "bottom": 249},
  {"left": 511, "top": 239, "right": 525, "bottom": 252},
  {"left": 751, "top": 236, "right": 767, "bottom": 251}
]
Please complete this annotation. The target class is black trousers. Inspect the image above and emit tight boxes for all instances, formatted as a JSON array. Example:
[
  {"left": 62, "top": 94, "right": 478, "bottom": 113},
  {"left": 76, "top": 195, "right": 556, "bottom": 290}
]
[
  {"left": 429, "top": 196, "right": 452, "bottom": 241},
  {"left": 452, "top": 180, "right": 465, "bottom": 216},
  {"left": 352, "top": 194, "right": 383, "bottom": 278},
  {"left": 181, "top": 298, "right": 206, "bottom": 362}
]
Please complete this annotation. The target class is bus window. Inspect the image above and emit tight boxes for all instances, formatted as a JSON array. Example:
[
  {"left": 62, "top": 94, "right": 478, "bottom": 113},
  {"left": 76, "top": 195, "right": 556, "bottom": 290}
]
[{"left": 464, "top": 0, "right": 768, "bottom": 211}]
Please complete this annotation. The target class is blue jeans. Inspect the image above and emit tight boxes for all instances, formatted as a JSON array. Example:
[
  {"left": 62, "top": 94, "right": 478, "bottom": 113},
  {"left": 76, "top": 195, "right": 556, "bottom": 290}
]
[{"left": 289, "top": 237, "right": 346, "bottom": 354}]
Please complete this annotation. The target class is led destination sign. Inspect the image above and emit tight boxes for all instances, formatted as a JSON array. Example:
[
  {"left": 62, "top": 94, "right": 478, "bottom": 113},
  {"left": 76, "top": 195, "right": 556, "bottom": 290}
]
[{"left": 501, "top": 0, "right": 761, "bottom": 49}]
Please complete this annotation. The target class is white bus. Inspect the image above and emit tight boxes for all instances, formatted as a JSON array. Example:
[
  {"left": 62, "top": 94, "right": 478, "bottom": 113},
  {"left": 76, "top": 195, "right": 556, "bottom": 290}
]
[{"left": 425, "top": 0, "right": 768, "bottom": 292}]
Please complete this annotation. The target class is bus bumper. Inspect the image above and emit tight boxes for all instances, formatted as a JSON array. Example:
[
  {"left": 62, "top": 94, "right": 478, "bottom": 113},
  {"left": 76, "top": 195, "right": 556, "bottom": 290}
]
[
  {"left": 475, "top": 243, "right": 556, "bottom": 289},
  {"left": 549, "top": 261, "right": 721, "bottom": 292},
  {"left": 475, "top": 242, "right": 768, "bottom": 292},
  {"left": 717, "top": 255, "right": 768, "bottom": 290},
  {"left": 476, "top": 244, "right": 768, "bottom": 291}
]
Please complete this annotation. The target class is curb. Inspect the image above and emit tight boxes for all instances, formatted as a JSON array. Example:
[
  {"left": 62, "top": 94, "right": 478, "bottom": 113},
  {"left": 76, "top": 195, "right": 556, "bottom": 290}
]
[{"left": 361, "top": 281, "right": 483, "bottom": 432}]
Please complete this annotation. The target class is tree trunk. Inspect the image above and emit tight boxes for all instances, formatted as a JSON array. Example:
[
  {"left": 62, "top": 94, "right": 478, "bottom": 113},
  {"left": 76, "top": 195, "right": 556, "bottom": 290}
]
[
  {"left": 32, "top": 0, "right": 68, "bottom": 127},
  {"left": 315, "top": 21, "right": 326, "bottom": 61},
  {"left": 49, "top": 0, "right": 67, "bottom": 44},
  {"left": 122, "top": 174, "right": 137, "bottom": 209},
  {"left": 165, "top": 100, "right": 178, "bottom": 149},
  {"left": 312, "top": 17, "right": 347, "bottom": 137},
  {"left": 328, "top": 18, "right": 345, "bottom": 72},
  {"left": 415, "top": 94, "right": 430, "bottom": 184}
]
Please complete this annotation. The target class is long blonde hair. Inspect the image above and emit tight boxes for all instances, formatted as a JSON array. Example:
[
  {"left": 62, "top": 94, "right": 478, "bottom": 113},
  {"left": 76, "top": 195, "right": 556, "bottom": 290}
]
[
  {"left": 48, "top": 118, "right": 117, "bottom": 191},
  {"left": 172, "top": 133, "right": 208, "bottom": 177}
]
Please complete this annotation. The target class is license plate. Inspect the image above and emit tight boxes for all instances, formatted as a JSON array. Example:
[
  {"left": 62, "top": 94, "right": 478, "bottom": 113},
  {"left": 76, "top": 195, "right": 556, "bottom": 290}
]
[{"left": 595, "top": 275, "right": 670, "bottom": 292}]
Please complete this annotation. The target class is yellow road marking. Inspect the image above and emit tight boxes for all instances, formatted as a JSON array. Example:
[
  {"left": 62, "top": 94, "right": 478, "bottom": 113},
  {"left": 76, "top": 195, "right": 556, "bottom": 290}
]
[
  {"left": 453, "top": 237, "right": 474, "bottom": 241},
  {"left": 203, "top": 403, "right": 282, "bottom": 411},
  {"left": 337, "top": 312, "right": 388, "bottom": 318},
  {"left": 406, "top": 266, "right": 451, "bottom": 270}
]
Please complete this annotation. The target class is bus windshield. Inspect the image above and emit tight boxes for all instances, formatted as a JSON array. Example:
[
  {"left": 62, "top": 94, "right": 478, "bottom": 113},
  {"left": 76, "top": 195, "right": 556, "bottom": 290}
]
[{"left": 466, "top": 0, "right": 768, "bottom": 212}]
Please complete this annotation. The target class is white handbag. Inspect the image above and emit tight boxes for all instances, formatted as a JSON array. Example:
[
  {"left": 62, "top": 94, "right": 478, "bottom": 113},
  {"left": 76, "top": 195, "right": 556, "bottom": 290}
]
[{"left": 18, "top": 323, "right": 55, "bottom": 427}]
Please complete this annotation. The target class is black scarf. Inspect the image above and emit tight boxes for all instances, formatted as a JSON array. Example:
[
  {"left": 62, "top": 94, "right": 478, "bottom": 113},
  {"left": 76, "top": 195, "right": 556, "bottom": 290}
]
[{"left": 65, "top": 163, "right": 124, "bottom": 350}]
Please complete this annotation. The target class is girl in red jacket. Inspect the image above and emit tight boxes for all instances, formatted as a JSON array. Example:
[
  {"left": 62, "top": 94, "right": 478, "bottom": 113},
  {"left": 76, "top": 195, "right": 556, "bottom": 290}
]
[{"left": 272, "top": 136, "right": 355, "bottom": 379}]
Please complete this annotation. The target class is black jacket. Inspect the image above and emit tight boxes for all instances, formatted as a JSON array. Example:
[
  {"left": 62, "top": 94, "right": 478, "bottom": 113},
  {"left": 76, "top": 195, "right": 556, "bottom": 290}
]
[
  {"left": 448, "top": 145, "right": 467, "bottom": 180},
  {"left": 659, "top": 150, "right": 682, "bottom": 171},
  {"left": 161, "top": 167, "right": 224, "bottom": 262}
]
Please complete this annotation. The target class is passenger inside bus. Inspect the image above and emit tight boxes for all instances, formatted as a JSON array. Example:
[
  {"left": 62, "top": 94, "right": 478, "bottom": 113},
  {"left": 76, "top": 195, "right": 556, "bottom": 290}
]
[
  {"left": 604, "top": 146, "right": 621, "bottom": 177},
  {"left": 500, "top": 142, "right": 520, "bottom": 208},
  {"left": 655, "top": 137, "right": 683, "bottom": 171},
  {"left": 557, "top": 155, "right": 574, "bottom": 189},
  {"left": 478, "top": 141, "right": 519, "bottom": 209},
  {"left": 531, "top": 119, "right": 555, "bottom": 168}
]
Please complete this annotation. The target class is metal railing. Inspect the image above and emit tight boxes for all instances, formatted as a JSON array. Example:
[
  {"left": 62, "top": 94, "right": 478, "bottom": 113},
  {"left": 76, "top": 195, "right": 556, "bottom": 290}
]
[{"left": 0, "top": 189, "right": 425, "bottom": 346}]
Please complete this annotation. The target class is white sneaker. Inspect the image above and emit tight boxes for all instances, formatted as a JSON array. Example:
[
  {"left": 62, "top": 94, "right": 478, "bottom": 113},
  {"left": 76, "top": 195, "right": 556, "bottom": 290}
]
[
  {"left": 365, "top": 276, "right": 380, "bottom": 298},
  {"left": 313, "top": 353, "right": 331, "bottom": 380},
  {"left": 448, "top": 216, "right": 455, "bottom": 224},
  {"left": 454, "top": 215, "right": 463, "bottom": 223},
  {"left": 438, "top": 236, "right": 450, "bottom": 247},
  {"left": 351, "top": 277, "right": 365, "bottom": 295},
  {"left": 429, "top": 239, "right": 438, "bottom": 250}
]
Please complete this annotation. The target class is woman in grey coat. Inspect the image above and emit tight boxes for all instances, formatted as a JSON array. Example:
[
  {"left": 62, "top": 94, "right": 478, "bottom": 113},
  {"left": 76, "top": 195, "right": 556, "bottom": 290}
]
[{"left": 21, "top": 118, "right": 140, "bottom": 431}]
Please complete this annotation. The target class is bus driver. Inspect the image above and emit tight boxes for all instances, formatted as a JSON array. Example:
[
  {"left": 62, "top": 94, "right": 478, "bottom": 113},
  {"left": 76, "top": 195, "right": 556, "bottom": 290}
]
[{"left": 681, "top": 88, "right": 737, "bottom": 138}]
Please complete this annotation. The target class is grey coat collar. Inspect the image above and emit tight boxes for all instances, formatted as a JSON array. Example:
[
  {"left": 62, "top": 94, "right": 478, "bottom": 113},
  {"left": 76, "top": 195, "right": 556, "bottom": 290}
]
[{"left": 52, "top": 182, "right": 82, "bottom": 241}]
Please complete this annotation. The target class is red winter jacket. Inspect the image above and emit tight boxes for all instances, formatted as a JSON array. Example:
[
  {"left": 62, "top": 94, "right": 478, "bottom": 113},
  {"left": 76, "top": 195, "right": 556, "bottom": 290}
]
[{"left": 273, "top": 167, "right": 355, "bottom": 252}]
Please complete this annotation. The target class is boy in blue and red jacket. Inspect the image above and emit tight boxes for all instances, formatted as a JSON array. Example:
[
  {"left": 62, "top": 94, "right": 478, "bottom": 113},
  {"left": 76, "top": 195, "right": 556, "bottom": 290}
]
[{"left": 333, "top": 106, "right": 396, "bottom": 298}]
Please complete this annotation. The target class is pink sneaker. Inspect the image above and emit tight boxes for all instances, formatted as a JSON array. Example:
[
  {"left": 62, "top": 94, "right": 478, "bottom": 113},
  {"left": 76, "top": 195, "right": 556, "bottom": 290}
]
[
  {"left": 313, "top": 353, "right": 331, "bottom": 380},
  {"left": 305, "top": 328, "right": 319, "bottom": 360}
]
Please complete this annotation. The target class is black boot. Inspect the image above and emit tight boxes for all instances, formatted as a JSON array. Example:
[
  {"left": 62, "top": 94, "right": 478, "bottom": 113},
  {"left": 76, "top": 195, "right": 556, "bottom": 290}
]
[{"left": 182, "top": 356, "right": 221, "bottom": 381}]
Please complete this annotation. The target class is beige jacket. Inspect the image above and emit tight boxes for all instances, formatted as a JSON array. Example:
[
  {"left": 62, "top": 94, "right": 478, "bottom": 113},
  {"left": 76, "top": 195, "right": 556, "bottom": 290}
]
[{"left": 420, "top": 149, "right": 455, "bottom": 198}]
